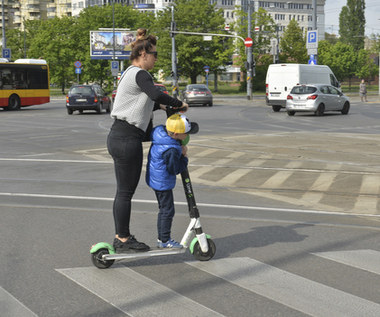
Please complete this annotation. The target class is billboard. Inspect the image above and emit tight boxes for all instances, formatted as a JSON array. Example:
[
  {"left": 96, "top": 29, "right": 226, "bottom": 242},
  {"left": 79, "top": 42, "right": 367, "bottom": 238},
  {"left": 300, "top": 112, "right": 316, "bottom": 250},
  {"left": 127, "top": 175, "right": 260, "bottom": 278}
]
[{"left": 90, "top": 30, "right": 137, "bottom": 60}]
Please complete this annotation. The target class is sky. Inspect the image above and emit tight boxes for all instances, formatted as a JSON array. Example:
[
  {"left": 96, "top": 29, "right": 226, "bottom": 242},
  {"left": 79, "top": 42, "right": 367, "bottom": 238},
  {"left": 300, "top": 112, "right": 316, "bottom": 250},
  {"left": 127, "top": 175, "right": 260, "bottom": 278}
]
[{"left": 324, "top": 0, "right": 380, "bottom": 36}]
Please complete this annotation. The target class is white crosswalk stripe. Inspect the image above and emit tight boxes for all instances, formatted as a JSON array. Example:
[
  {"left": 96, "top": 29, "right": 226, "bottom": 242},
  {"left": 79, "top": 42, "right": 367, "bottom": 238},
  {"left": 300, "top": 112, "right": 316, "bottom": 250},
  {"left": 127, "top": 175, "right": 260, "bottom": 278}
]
[
  {"left": 0, "top": 287, "right": 38, "bottom": 317},
  {"left": 188, "top": 256, "right": 380, "bottom": 317},
  {"left": 56, "top": 250, "right": 380, "bottom": 317},
  {"left": 57, "top": 265, "right": 225, "bottom": 317},
  {"left": 313, "top": 249, "right": 380, "bottom": 275}
]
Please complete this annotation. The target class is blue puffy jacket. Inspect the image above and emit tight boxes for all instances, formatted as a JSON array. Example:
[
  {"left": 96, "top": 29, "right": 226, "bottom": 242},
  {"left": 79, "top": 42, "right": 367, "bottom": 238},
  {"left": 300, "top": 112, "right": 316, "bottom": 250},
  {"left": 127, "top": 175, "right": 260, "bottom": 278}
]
[{"left": 146, "top": 125, "right": 188, "bottom": 191}]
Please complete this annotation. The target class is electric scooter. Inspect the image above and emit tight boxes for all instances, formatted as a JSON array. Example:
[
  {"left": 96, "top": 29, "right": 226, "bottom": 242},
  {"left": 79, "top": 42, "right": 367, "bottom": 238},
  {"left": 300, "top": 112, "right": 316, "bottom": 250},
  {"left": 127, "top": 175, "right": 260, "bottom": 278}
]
[{"left": 90, "top": 106, "right": 216, "bottom": 269}]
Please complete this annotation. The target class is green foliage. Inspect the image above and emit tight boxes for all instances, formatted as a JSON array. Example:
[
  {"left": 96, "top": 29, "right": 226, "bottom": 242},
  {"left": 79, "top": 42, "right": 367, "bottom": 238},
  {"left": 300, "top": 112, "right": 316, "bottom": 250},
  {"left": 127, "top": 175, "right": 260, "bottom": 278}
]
[
  {"left": 232, "top": 7, "right": 276, "bottom": 67},
  {"left": 5, "top": 29, "right": 26, "bottom": 60},
  {"left": 355, "top": 49, "right": 378, "bottom": 80},
  {"left": 151, "top": 0, "right": 234, "bottom": 84},
  {"left": 27, "top": 17, "right": 77, "bottom": 90},
  {"left": 279, "top": 19, "right": 307, "bottom": 63},
  {"left": 339, "top": 0, "right": 365, "bottom": 51},
  {"left": 318, "top": 41, "right": 356, "bottom": 81}
]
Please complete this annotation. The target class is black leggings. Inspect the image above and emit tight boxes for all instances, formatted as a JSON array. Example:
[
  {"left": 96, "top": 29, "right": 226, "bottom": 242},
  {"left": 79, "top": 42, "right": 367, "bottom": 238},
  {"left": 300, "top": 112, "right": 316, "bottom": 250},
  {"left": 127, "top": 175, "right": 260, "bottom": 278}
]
[{"left": 107, "top": 120, "right": 145, "bottom": 238}]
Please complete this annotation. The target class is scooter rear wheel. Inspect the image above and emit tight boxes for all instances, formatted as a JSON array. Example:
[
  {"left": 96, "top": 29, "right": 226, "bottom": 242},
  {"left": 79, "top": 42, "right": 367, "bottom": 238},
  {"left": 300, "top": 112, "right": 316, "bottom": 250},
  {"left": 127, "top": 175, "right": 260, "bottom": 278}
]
[
  {"left": 91, "top": 248, "right": 115, "bottom": 269},
  {"left": 192, "top": 238, "right": 216, "bottom": 261}
]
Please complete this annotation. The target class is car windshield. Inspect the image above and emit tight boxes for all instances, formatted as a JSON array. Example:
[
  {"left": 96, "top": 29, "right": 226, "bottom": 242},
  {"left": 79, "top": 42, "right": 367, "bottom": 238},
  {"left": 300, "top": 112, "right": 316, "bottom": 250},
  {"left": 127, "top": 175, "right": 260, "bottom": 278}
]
[
  {"left": 70, "top": 86, "right": 93, "bottom": 95},
  {"left": 188, "top": 85, "right": 208, "bottom": 92},
  {"left": 290, "top": 86, "right": 317, "bottom": 94}
]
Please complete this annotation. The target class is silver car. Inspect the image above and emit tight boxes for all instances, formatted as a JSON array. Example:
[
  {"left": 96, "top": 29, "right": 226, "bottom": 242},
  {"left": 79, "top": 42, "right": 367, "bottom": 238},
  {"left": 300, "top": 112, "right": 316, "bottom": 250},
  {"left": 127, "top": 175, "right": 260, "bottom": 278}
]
[
  {"left": 286, "top": 84, "right": 350, "bottom": 116},
  {"left": 182, "top": 84, "right": 213, "bottom": 107}
]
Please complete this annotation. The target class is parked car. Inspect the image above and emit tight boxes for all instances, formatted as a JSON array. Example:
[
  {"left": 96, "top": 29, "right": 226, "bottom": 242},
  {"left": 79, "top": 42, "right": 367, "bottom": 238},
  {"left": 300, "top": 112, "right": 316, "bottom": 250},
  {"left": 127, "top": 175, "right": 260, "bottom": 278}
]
[
  {"left": 66, "top": 84, "right": 111, "bottom": 115},
  {"left": 111, "top": 83, "right": 168, "bottom": 103},
  {"left": 182, "top": 84, "right": 213, "bottom": 107},
  {"left": 286, "top": 84, "right": 350, "bottom": 116}
]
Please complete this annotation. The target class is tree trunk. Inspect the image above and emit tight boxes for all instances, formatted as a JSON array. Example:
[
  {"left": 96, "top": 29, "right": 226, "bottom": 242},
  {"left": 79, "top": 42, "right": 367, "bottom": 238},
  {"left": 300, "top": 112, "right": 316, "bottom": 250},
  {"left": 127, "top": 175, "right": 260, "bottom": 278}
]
[{"left": 191, "top": 74, "right": 197, "bottom": 84}]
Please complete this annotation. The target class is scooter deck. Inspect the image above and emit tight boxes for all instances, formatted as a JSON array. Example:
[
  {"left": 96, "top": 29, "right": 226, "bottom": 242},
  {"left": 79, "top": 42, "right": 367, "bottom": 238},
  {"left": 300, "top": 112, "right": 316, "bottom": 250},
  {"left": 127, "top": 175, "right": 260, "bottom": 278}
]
[{"left": 104, "top": 247, "right": 187, "bottom": 261}]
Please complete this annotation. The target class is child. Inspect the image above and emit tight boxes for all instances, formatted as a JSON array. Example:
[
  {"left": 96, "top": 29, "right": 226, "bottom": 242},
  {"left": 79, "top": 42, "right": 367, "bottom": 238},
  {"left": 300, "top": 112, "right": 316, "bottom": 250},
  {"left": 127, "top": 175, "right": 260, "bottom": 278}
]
[{"left": 146, "top": 114, "right": 199, "bottom": 248}]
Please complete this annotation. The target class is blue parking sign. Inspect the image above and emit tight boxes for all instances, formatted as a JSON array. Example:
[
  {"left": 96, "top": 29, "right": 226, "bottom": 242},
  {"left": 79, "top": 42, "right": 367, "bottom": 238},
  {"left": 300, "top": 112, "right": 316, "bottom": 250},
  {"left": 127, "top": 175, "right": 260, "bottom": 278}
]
[
  {"left": 2, "top": 48, "right": 11, "bottom": 59},
  {"left": 306, "top": 30, "right": 318, "bottom": 49}
]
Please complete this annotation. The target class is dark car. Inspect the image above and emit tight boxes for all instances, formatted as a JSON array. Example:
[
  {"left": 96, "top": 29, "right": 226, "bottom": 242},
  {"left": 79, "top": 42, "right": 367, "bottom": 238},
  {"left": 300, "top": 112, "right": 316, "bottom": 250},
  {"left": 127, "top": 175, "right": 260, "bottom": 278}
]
[
  {"left": 286, "top": 84, "right": 350, "bottom": 116},
  {"left": 66, "top": 84, "right": 111, "bottom": 115},
  {"left": 182, "top": 84, "right": 213, "bottom": 107}
]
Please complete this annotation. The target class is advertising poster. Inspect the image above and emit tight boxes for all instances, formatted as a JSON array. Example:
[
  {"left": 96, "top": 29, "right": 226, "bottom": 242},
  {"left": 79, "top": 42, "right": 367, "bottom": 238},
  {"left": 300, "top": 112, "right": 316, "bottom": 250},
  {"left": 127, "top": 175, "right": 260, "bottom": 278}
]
[{"left": 90, "top": 30, "right": 137, "bottom": 59}]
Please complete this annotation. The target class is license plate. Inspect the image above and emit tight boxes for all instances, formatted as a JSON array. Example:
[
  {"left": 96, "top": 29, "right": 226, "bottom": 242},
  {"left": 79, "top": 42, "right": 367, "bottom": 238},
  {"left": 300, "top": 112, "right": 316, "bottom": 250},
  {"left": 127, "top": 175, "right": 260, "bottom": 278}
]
[{"left": 76, "top": 99, "right": 87, "bottom": 102}]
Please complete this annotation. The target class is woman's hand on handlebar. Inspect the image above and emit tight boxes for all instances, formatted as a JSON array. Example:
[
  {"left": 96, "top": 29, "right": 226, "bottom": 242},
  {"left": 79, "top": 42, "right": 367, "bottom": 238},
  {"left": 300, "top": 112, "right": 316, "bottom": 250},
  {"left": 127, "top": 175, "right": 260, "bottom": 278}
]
[{"left": 180, "top": 103, "right": 189, "bottom": 113}]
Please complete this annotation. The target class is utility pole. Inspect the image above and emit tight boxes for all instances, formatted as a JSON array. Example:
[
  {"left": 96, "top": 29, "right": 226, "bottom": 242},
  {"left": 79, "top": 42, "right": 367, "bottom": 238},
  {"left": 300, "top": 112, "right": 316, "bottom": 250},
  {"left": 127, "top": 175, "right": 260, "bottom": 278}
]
[
  {"left": 112, "top": 0, "right": 116, "bottom": 89},
  {"left": 247, "top": 1, "right": 253, "bottom": 100},
  {"left": 171, "top": 6, "right": 178, "bottom": 99},
  {"left": 2, "top": 0, "right": 6, "bottom": 53},
  {"left": 312, "top": 0, "right": 318, "bottom": 64}
]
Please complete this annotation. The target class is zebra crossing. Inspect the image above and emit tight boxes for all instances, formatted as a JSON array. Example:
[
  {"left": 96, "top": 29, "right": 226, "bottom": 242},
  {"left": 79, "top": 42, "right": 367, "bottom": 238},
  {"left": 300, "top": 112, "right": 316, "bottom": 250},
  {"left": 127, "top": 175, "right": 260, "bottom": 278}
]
[
  {"left": 56, "top": 249, "right": 380, "bottom": 317},
  {"left": 75, "top": 137, "right": 380, "bottom": 215}
]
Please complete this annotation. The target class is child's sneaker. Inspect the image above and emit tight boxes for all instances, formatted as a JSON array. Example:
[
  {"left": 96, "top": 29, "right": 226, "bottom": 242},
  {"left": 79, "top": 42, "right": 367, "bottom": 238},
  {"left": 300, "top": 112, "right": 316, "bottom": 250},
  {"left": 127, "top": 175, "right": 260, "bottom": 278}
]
[{"left": 157, "top": 239, "right": 183, "bottom": 249}]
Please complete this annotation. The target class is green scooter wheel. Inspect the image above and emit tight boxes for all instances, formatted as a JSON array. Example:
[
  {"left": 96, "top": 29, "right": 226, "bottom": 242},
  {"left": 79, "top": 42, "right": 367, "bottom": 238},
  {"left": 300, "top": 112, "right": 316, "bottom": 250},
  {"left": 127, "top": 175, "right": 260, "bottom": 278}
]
[
  {"left": 192, "top": 238, "right": 216, "bottom": 261},
  {"left": 91, "top": 248, "right": 115, "bottom": 269}
]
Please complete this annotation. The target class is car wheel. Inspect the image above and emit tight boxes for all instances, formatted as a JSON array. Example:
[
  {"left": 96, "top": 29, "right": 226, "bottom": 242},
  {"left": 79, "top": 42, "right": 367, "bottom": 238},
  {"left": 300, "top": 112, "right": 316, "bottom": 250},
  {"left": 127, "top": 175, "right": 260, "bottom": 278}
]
[
  {"left": 272, "top": 105, "right": 281, "bottom": 112},
  {"left": 67, "top": 108, "right": 73, "bottom": 115},
  {"left": 208, "top": 102, "right": 213, "bottom": 107},
  {"left": 287, "top": 111, "right": 295, "bottom": 116},
  {"left": 79, "top": 110, "right": 83, "bottom": 114},
  {"left": 315, "top": 104, "right": 325, "bottom": 116},
  {"left": 341, "top": 102, "right": 350, "bottom": 115},
  {"left": 106, "top": 103, "right": 111, "bottom": 113}
]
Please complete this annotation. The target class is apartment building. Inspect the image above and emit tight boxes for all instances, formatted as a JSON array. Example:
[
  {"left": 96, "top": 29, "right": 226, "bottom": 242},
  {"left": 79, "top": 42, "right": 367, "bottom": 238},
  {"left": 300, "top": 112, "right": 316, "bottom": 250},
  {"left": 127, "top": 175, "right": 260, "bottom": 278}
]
[{"left": 2, "top": 0, "right": 325, "bottom": 42}]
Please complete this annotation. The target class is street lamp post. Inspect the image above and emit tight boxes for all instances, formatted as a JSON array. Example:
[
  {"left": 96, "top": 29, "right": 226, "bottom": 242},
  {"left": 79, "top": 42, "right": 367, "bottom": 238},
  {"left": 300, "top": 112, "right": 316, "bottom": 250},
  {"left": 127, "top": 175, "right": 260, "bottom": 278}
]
[
  {"left": 247, "top": 1, "right": 253, "bottom": 100},
  {"left": 112, "top": 0, "right": 117, "bottom": 89},
  {"left": 171, "top": 6, "right": 178, "bottom": 99},
  {"left": 2, "top": 0, "right": 6, "bottom": 55}
]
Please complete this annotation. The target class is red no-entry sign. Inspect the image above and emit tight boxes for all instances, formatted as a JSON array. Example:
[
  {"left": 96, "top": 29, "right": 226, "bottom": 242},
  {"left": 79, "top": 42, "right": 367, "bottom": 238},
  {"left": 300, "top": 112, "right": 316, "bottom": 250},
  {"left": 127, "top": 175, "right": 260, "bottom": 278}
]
[{"left": 244, "top": 37, "right": 253, "bottom": 47}]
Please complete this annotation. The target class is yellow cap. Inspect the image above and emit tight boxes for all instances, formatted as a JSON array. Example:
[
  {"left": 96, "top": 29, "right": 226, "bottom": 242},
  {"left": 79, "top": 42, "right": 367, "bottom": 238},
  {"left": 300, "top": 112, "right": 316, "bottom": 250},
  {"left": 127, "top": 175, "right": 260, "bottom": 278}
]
[{"left": 166, "top": 114, "right": 199, "bottom": 134}]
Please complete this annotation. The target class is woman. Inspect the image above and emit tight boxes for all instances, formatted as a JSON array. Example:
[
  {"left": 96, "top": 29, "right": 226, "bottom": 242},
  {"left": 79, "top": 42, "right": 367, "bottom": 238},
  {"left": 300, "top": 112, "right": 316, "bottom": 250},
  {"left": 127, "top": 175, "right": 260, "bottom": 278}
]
[{"left": 107, "top": 30, "right": 188, "bottom": 252}]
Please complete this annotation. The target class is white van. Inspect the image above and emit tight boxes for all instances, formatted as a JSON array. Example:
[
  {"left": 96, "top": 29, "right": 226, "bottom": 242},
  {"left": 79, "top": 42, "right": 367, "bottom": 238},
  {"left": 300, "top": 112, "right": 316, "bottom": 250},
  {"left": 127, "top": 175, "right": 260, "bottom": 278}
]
[{"left": 265, "top": 64, "right": 340, "bottom": 112}]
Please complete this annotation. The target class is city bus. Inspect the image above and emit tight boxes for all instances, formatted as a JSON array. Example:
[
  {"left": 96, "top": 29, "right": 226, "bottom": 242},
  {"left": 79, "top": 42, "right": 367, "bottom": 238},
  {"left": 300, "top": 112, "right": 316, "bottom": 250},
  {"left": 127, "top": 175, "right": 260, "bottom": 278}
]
[{"left": 0, "top": 58, "right": 50, "bottom": 110}]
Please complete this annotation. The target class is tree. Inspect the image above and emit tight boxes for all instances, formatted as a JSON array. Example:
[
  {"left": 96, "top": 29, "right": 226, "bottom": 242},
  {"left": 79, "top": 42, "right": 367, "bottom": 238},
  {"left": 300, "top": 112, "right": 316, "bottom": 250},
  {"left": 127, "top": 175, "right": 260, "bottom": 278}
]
[
  {"left": 73, "top": 4, "right": 154, "bottom": 89},
  {"left": 339, "top": 0, "right": 365, "bottom": 51},
  {"left": 279, "top": 19, "right": 307, "bottom": 63},
  {"left": 151, "top": 0, "right": 234, "bottom": 84},
  {"left": 5, "top": 29, "right": 26, "bottom": 60},
  {"left": 26, "top": 17, "right": 77, "bottom": 93},
  {"left": 355, "top": 49, "right": 378, "bottom": 81}
]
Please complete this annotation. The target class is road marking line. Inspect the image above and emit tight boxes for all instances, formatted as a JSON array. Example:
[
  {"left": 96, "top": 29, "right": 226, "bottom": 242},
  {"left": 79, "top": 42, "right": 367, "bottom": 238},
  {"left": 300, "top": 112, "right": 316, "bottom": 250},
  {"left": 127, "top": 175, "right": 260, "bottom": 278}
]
[
  {"left": 353, "top": 175, "right": 380, "bottom": 212},
  {"left": 302, "top": 172, "right": 338, "bottom": 204},
  {"left": 0, "top": 287, "right": 38, "bottom": 317},
  {"left": 260, "top": 170, "right": 293, "bottom": 188},
  {"left": 194, "top": 148, "right": 219, "bottom": 157},
  {"left": 188, "top": 257, "right": 380, "bottom": 317},
  {"left": 56, "top": 266, "right": 224, "bottom": 317},
  {"left": 217, "top": 168, "right": 251, "bottom": 185},
  {"left": 1, "top": 191, "right": 380, "bottom": 218},
  {"left": 313, "top": 249, "right": 380, "bottom": 275},
  {"left": 189, "top": 158, "right": 231, "bottom": 178}
]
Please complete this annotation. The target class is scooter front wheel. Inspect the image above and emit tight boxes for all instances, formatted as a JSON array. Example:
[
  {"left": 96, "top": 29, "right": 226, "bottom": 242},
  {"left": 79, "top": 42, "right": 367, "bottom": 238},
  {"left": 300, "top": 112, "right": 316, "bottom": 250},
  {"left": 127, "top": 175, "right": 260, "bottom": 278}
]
[
  {"left": 192, "top": 238, "right": 216, "bottom": 261},
  {"left": 91, "top": 248, "right": 115, "bottom": 269}
]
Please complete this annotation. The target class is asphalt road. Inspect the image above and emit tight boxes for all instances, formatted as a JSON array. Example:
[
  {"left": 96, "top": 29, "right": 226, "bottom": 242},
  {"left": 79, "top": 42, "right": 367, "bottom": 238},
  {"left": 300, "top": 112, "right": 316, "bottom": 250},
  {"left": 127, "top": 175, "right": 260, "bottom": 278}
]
[{"left": 1, "top": 95, "right": 380, "bottom": 317}]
